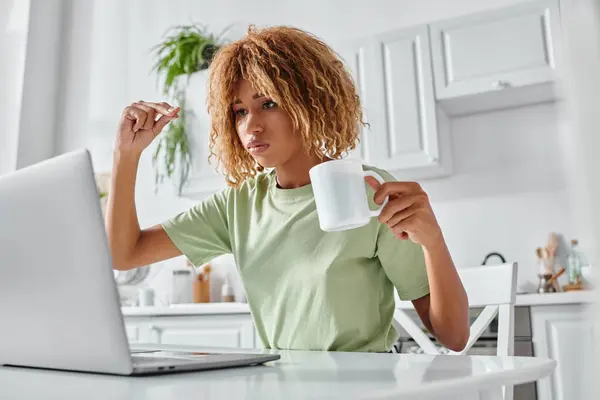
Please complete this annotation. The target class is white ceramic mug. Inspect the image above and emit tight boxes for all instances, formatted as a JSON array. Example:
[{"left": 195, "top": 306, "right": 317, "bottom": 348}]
[{"left": 309, "top": 159, "right": 388, "bottom": 232}]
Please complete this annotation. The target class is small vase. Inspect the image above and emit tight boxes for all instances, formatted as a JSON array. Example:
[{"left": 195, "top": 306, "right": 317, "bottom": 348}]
[{"left": 537, "top": 273, "right": 557, "bottom": 293}]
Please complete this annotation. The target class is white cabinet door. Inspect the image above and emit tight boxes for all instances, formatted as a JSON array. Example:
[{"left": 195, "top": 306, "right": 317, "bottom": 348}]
[
  {"left": 123, "top": 317, "right": 154, "bottom": 344},
  {"left": 530, "top": 304, "right": 596, "bottom": 400},
  {"left": 430, "top": 0, "right": 561, "bottom": 100},
  {"left": 338, "top": 26, "right": 452, "bottom": 180},
  {"left": 336, "top": 39, "right": 369, "bottom": 163},
  {"left": 124, "top": 322, "right": 140, "bottom": 344},
  {"left": 148, "top": 314, "right": 256, "bottom": 349}
]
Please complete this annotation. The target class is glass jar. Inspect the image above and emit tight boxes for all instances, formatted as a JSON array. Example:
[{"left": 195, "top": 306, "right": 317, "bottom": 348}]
[
  {"left": 171, "top": 269, "right": 193, "bottom": 304},
  {"left": 567, "top": 239, "right": 584, "bottom": 285}
]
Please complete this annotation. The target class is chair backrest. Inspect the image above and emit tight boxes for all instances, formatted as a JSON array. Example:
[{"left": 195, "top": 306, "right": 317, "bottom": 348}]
[{"left": 393, "top": 262, "right": 518, "bottom": 357}]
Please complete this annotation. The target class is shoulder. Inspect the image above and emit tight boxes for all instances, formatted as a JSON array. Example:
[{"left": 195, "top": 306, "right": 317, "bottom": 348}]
[
  {"left": 191, "top": 171, "right": 272, "bottom": 214},
  {"left": 235, "top": 170, "right": 273, "bottom": 193},
  {"left": 226, "top": 170, "right": 273, "bottom": 200}
]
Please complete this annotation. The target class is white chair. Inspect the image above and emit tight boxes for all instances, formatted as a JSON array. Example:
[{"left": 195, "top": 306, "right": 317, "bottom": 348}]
[{"left": 393, "top": 262, "right": 518, "bottom": 400}]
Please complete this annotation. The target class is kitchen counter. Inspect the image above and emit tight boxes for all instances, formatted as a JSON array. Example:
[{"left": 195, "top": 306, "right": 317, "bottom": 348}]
[
  {"left": 122, "top": 291, "right": 596, "bottom": 317},
  {"left": 394, "top": 290, "right": 596, "bottom": 309},
  {"left": 122, "top": 302, "right": 251, "bottom": 316},
  {"left": 514, "top": 291, "right": 595, "bottom": 306}
]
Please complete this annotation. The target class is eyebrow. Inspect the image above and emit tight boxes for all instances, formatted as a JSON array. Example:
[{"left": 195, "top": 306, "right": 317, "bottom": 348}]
[{"left": 232, "top": 93, "right": 266, "bottom": 105}]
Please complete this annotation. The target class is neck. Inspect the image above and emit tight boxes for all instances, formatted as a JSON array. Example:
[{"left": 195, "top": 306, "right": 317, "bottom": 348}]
[{"left": 275, "top": 153, "right": 327, "bottom": 189}]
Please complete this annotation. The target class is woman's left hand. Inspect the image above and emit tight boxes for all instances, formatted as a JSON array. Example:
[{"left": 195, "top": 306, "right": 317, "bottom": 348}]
[{"left": 365, "top": 177, "right": 443, "bottom": 249}]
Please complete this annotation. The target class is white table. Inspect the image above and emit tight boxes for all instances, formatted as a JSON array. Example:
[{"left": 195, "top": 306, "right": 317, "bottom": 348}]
[{"left": 0, "top": 344, "right": 555, "bottom": 400}]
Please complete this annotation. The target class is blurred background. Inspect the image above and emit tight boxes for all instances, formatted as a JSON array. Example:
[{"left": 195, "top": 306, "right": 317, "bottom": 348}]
[{"left": 1, "top": 0, "right": 598, "bottom": 398}]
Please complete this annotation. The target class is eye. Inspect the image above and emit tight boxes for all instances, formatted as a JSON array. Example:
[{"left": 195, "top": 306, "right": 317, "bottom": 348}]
[
  {"left": 263, "top": 100, "right": 277, "bottom": 109},
  {"left": 233, "top": 108, "right": 248, "bottom": 117}
]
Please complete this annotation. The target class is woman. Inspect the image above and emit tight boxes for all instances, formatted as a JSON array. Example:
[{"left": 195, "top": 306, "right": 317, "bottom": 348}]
[{"left": 106, "top": 26, "right": 469, "bottom": 353}]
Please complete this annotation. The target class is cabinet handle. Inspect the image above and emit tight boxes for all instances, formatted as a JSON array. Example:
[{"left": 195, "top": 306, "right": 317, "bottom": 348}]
[
  {"left": 149, "top": 325, "right": 162, "bottom": 344},
  {"left": 493, "top": 80, "right": 511, "bottom": 89}
]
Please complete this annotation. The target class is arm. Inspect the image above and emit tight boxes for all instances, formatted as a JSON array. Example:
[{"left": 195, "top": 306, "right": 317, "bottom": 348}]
[
  {"left": 106, "top": 151, "right": 182, "bottom": 270},
  {"left": 367, "top": 178, "right": 469, "bottom": 352},
  {"left": 411, "top": 238, "right": 469, "bottom": 351},
  {"left": 106, "top": 101, "right": 182, "bottom": 270}
]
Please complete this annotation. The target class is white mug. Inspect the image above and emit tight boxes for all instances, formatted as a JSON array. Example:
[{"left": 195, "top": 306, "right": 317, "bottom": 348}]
[{"left": 309, "top": 159, "right": 388, "bottom": 232}]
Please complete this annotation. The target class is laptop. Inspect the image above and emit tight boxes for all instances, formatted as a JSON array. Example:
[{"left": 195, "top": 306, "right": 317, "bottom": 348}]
[{"left": 0, "top": 149, "right": 280, "bottom": 375}]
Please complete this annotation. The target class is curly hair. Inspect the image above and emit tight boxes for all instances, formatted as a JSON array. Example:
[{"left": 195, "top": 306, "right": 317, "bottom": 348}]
[{"left": 207, "top": 25, "right": 366, "bottom": 187}]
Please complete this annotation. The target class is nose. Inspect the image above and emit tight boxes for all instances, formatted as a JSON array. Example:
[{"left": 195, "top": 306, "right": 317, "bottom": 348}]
[{"left": 243, "top": 110, "right": 264, "bottom": 136}]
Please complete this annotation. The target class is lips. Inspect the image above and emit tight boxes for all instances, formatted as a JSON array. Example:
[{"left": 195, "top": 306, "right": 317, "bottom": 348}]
[{"left": 247, "top": 140, "right": 270, "bottom": 154}]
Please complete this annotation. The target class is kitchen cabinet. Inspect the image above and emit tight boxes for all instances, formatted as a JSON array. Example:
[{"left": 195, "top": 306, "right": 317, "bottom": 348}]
[
  {"left": 122, "top": 316, "right": 153, "bottom": 344},
  {"left": 430, "top": 0, "right": 562, "bottom": 115},
  {"left": 530, "top": 304, "right": 596, "bottom": 400},
  {"left": 179, "top": 0, "right": 568, "bottom": 193},
  {"left": 184, "top": 29, "right": 453, "bottom": 193},
  {"left": 124, "top": 314, "right": 257, "bottom": 349},
  {"left": 122, "top": 295, "right": 596, "bottom": 399},
  {"left": 337, "top": 26, "right": 453, "bottom": 181}
]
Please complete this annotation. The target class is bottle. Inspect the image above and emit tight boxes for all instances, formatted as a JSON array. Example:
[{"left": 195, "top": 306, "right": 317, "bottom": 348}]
[
  {"left": 221, "top": 276, "right": 235, "bottom": 302},
  {"left": 171, "top": 269, "right": 193, "bottom": 304},
  {"left": 567, "top": 239, "right": 583, "bottom": 285},
  {"left": 192, "top": 263, "right": 211, "bottom": 303},
  {"left": 192, "top": 272, "right": 205, "bottom": 303}
]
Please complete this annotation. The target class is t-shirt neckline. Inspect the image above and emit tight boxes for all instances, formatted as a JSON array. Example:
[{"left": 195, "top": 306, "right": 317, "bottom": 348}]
[{"left": 267, "top": 169, "right": 314, "bottom": 201}]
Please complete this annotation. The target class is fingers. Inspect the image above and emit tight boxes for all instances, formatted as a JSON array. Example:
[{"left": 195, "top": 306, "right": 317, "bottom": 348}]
[
  {"left": 122, "top": 101, "right": 180, "bottom": 134},
  {"left": 152, "top": 113, "right": 176, "bottom": 135},
  {"left": 396, "top": 231, "right": 409, "bottom": 240},
  {"left": 378, "top": 196, "right": 417, "bottom": 224},
  {"left": 137, "top": 102, "right": 179, "bottom": 134},
  {"left": 132, "top": 102, "right": 157, "bottom": 131},
  {"left": 138, "top": 101, "right": 180, "bottom": 117},
  {"left": 386, "top": 205, "right": 419, "bottom": 228},
  {"left": 123, "top": 106, "right": 147, "bottom": 132},
  {"left": 372, "top": 181, "right": 422, "bottom": 205},
  {"left": 393, "top": 215, "right": 419, "bottom": 237},
  {"left": 365, "top": 176, "right": 381, "bottom": 191}
]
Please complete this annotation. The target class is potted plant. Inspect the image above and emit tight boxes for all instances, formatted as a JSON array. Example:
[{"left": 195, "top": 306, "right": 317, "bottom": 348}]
[{"left": 150, "top": 23, "right": 226, "bottom": 195}]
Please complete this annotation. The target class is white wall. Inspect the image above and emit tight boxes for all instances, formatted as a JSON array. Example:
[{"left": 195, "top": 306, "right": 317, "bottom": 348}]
[
  {"left": 15, "top": 0, "right": 66, "bottom": 169},
  {"left": 424, "top": 103, "right": 572, "bottom": 290},
  {"left": 559, "top": 0, "right": 600, "bottom": 264},
  {"left": 0, "top": 0, "right": 66, "bottom": 174},
  {"left": 0, "top": 0, "right": 30, "bottom": 175},
  {"left": 559, "top": 1, "right": 600, "bottom": 396},
  {"left": 51, "top": 0, "right": 575, "bottom": 299}
]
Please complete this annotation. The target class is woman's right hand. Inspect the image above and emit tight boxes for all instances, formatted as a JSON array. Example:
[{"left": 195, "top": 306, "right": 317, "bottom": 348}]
[{"left": 115, "top": 101, "right": 180, "bottom": 155}]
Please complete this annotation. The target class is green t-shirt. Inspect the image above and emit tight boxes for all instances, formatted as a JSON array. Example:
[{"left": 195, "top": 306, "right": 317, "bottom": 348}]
[{"left": 162, "top": 165, "right": 429, "bottom": 352}]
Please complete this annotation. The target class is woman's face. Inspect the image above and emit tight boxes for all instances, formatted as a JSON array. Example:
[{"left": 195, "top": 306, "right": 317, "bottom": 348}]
[{"left": 232, "top": 79, "right": 304, "bottom": 168}]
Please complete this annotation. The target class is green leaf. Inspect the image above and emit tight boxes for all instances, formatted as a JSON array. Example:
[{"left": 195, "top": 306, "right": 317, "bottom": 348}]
[{"left": 149, "top": 23, "right": 226, "bottom": 195}]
